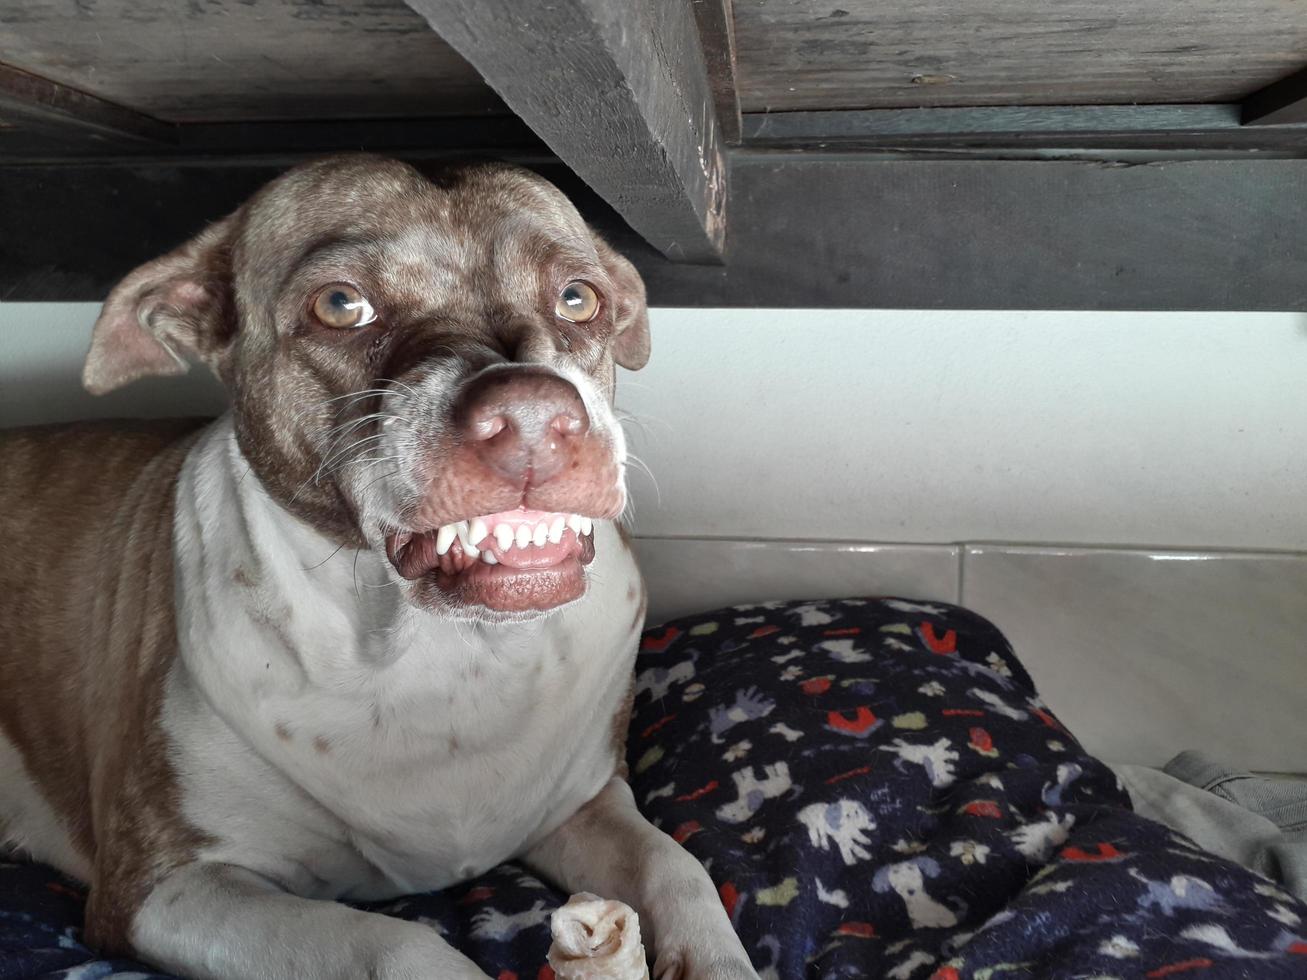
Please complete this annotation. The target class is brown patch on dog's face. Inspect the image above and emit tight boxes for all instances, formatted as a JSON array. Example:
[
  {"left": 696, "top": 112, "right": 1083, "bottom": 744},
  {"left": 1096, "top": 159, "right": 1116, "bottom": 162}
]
[{"left": 85, "top": 156, "right": 651, "bottom": 620}]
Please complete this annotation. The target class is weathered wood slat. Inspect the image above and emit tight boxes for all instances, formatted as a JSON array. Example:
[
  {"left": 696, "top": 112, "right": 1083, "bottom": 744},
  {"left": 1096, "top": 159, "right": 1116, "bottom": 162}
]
[
  {"left": 1243, "top": 66, "right": 1307, "bottom": 126},
  {"left": 743, "top": 105, "right": 1307, "bottom": 153},
  {"left": 0, "top": 0, "right": 504, "bottom": 123},
  {"left": 405, "top": 0, "right": 727, "bottom": 263},
  {"left": 0, "top": 62, "right": 175, "bottom": 147},
  {"left": 6, "top": 155, "right": 1307, "bottom": 311},
  {"left": 691, "top": 0, "right": 742, "bottom": 145},
  {"left": 733, "top": 0, "right": 1307, "bottom": 112}
]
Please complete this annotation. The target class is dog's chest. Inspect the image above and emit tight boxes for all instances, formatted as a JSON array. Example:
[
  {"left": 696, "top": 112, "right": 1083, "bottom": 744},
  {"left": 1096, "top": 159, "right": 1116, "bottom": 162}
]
[{"left": 171, "top": 604, "right": 636, "bottom": 899}]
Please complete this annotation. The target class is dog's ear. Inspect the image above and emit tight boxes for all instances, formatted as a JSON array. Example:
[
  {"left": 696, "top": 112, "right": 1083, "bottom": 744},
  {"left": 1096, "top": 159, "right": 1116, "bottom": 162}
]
[
  {"left": 83, "top": 215, "right": 238, "bottom": 395},
  {"left": 593, "top": 233, "right": 650, "bottom": 371}
]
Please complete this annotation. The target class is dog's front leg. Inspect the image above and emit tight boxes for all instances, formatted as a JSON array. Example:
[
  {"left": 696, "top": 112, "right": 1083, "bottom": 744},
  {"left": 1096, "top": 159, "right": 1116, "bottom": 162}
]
[
  {"left": 524, "top": 778, "right": 759, "bottom": 980},
  {"left": 124, "top": 862, "right": 490, "bottom": 980}
]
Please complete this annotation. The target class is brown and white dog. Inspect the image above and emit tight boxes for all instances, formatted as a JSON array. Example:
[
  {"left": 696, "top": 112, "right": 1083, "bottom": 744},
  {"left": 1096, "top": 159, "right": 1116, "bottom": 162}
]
[{"left": 0, "top": 156, "right": 758, "bottom": 980}]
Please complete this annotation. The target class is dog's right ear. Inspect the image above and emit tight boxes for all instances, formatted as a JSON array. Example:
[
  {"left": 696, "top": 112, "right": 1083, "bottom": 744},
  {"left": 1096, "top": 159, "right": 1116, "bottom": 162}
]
[{"left": 83, "top": 215, "right": 238, "bottom": 395}]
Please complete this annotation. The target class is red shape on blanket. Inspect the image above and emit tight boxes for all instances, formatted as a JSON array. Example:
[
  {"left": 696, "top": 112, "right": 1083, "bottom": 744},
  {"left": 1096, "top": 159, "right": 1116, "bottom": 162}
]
[
  {"left": 835, "top": 922, "right": 877, "bottom": 938},
  {"left": 641, "top": 714, "right": 676, "bottom": 739},
  {"left": 918, "top": 622, "right": 957, "bottom": 653},
  {"left": 673, "top": 820, "right": 702, "bottom": 843},
  {"left": 720, "top": 882, "right": 739, "bottom": 918},
  {"left": 801, "top": 676, "right": 833, "bottom": 695},
  {"left": 537, "top": 966, "right": 556, "bottom": 980},
  {"left": 749, "top": 625, "right": 781, "bottom": 639},
  {"left": 641, "top": 626, "right": 681, "bottom": 653},
  {"left": 827, "top": 707, "right": 879, "bottom": 735},
  {"left": 929, "top": 967, "right": 961, "bottom": 980},
  {"left": 1061, "top": 842, "right": 1126, "bottom": 862},
  {"left": 675, "top": 780, "right": 719, "bottom": 802},
  {"left": 459, "top": 886, "right": 494, "bottom": 904},
  {"left": 961, "top": 799, "right": 1003, "bottom": 818},
  {"left": 1146, "top": 959, "right": 1214, "bottom": 977},
  {"left": 826, "top": 764, "right": 874, "bottom": 785}
]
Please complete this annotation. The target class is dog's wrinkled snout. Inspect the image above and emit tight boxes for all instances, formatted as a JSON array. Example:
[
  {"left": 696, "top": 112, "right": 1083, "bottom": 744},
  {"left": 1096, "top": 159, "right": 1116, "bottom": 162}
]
[{"left": 457, "top": 368, "right": 590, "bottom": 486}]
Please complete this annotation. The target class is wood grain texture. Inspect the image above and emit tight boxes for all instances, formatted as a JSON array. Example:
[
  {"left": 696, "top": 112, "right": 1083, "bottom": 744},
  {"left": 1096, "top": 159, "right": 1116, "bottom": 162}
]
[
  {"left": 692, "top": 0, "right": 742, "bottom": 145},
  {"left": 733, "top": 0, "right": 1307, "bottom": 111},
  {"left": 406, "top": 0, "right": 728, "bottom": 263},
  {"left": 742, "top": 104, "right": 1307, "bottom": 153},
  {"left": 6, "top": 154, "right": 1307, "bottom": 310},
  {"left": 0, "top": 0, "right": 503, "bottom": 123},
  {"left": 0, "top": 62, "right": 174, "bottom": 145}
]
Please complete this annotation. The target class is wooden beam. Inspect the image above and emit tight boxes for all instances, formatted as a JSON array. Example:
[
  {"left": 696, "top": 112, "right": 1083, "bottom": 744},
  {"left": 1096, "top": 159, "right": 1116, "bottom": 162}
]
[
  {"left": 404, "top": 0, "right": 727, "bottom": 263},
  {"left": 1242, "top": 66, "right": 1307, "bottom": 126},
  {"left": 691, "top": 0, "right": 742, "bottom": 145},
  {"left": 6, "top": 155, "right": 1307, "bottom": 311},
  {"left": 745, "top": 105, "right": 1307, "bottom": 153},
  {"left": 0, "top": 62, "right": 175, "bottom": 148}
]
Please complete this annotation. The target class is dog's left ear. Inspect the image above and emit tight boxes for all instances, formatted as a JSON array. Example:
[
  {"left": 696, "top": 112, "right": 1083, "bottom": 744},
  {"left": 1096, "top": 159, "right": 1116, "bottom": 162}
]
[
  {"left": 594, "top": 234, "right": 650, "bottom": 371},
  {"left": 83, "top": 215, "right": 237, "bottom": 395}
]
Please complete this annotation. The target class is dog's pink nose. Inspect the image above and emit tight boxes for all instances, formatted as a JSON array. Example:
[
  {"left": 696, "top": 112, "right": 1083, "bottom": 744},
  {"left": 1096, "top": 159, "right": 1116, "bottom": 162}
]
[{"left": 458, "top": 369, "right": 590, "bottom": 486}]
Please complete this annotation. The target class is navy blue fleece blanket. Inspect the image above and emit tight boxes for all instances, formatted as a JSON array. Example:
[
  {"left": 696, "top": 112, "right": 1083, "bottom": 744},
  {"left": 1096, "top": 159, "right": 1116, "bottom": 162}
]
[{"left": 3, "top": 598, "right": 1306, "bottom": 979}]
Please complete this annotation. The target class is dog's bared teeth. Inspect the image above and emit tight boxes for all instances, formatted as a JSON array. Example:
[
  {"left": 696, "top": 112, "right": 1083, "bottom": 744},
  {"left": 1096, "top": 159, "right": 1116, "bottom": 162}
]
[
  {"left": 468, "top": 518, "right": 489, "bottom": 546},
  {"left": 515, "top": 524, "right": 531, "bottom": 549},
  {"left": 494, "top": 523, "right": 514, "bottom": 551},
  {"left": 482, "top": 551, "right": 498, "bottom": 565},
  {"left": 435, "top": 524, "right": 457, "bottom": 556},
  {"left": 548, "top": 515, "right": 565, "bottom": 544},
  {"left": 532, "top": 522, "right": 548, "bottom": 547},
  {"left": 565, "top": 514, "right": 582, "bottom": 534},
  {"left": 580, "top": 516, "right": 593, "bottom": 536}
]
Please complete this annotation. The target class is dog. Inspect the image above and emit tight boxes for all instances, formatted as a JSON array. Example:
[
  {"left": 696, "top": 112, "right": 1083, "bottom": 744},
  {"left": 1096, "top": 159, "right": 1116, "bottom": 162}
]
[{"left": 0, "top": 156, "right": 759, "bottom": 980}]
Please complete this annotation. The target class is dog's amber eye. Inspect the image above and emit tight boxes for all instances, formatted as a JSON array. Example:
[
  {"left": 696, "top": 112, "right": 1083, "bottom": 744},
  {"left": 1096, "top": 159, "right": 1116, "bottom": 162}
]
[
  {"left": 312, "top": 283, "right": 377, "bottom": 329},
  {"left": 555, "top": 281, "right": 600, "bottom": 323}
]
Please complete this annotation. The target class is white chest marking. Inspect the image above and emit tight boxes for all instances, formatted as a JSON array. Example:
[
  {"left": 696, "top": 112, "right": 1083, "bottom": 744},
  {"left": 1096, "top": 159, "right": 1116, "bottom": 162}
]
[{"left": 164, "top": 419, "right": 641, "bottom": 899}]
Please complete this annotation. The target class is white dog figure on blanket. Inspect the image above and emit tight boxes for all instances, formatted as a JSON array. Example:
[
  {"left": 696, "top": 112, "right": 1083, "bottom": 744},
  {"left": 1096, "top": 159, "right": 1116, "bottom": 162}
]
[{"left": 797, "top": 799, "right": 877, "bottom": 865}]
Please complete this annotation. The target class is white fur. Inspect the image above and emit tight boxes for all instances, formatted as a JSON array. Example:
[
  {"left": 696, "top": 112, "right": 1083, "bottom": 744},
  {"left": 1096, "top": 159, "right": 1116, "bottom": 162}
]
[
  {"left": 0, "top": 732, "right": 92, "bottom": 881},
  {"left": 160, "top": 419, "right": 640, "bottom": 898}
]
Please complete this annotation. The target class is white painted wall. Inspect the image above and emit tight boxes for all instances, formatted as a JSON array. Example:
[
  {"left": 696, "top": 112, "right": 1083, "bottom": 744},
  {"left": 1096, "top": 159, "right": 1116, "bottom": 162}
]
[{"left": 3, "top": 303, "right": 1306, "bottom": 550}]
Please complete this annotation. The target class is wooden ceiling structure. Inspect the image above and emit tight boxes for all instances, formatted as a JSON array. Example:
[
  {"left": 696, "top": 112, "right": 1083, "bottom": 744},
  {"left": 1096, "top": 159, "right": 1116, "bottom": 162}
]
[{"left": 3, "top": 0, "right": 1307, "bottom": 309}]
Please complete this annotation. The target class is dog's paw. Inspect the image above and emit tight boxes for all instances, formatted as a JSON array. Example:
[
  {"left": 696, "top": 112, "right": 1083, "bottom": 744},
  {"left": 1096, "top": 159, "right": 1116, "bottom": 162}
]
[{"left": 653, "top": 952, "right": 761, "bottom": 980}]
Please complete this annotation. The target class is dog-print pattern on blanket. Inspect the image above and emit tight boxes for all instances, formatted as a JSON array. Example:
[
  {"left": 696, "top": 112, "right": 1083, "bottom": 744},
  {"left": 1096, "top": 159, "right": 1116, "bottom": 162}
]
[{"left": 3, "top": 598, "right": 1307, "bottom": 979}]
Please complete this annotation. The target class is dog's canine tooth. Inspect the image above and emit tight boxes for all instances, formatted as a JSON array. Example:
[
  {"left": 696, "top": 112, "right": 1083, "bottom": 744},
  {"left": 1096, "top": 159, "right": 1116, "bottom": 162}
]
[
  {"left": 468, "top": 518, "right": 489, "bottom": 546},
  {"left": 566, "top": 514, "right": 582, "bottom": 534},
  {"left": 435, "top": 524, "right": 457, "bottom": 556},
  {"left": 532, "top": 522, "right": 548, "bottom": 547},
  {"left": 515, "top": 524, "right": 531, "bottom": 549},
  {"left": 579, "top": 516, "right": 593, "bottom": 536},
  {"left": 482, "top": 550, "right": 498, "bottom": 565},
  {"left": 548, "top": 515, "right": 565, "bottom": 544},
  {"left": 494, "top": 523, "right": 514, "bottom": 551}
]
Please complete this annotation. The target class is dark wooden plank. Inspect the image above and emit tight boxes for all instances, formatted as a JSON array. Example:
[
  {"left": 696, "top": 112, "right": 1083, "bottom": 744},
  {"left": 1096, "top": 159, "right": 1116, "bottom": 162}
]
[
  {"left": 0, "top": 0, "right": 504, "bottom": 123},
  {"left": 691, "top": 0, "right": 742, "bottom": 145},
  {"left": 743, "top": 105, "right": 1307, "bottom": 153},
  {"left": 5, "top": 155, "right": 1307, "bottom": 311},
  {"left": 405, "top": 0, "right": 727, "bottom": 263},
  {"left": 1243, "top": 66, "right": 1307, "bottom": 126},
  {"left": 0, "top": 62, "right": 175, "bottom": 146},
  {"left": 733, "top": 0, "right": 1307, "bottom": 112}
]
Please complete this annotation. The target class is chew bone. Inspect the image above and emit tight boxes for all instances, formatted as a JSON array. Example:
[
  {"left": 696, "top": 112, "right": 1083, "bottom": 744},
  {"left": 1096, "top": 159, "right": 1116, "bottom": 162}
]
[{"left": 547, "top": 892, "right": 650, "bottom": 980}]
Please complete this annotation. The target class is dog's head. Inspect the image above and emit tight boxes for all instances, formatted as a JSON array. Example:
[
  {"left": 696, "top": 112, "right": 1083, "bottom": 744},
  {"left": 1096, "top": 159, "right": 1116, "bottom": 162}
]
[{"left": 83, "top": 155, "right": 650, "bottom": 620}]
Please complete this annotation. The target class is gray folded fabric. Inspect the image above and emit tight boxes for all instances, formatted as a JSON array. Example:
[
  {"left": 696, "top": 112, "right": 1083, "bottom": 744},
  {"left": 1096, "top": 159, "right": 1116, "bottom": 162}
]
[{"left": 1111, "top": 751, "right": 1307, "bottom": 901}]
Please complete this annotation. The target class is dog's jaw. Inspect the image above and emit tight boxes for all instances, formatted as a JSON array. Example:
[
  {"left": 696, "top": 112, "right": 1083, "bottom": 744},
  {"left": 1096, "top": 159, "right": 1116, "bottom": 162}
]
[{"left": 384, "top": 508, "right": 600, "bottom": 614}]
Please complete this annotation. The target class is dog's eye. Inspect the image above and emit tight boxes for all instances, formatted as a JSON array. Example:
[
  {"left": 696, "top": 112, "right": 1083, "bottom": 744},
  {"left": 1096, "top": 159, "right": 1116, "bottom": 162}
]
[
  {"left": 312, "top": 284, "right": 377, "bottom": 329},
  {"left": 555, "top": 281, "right": 600, "bottom": 323}
]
